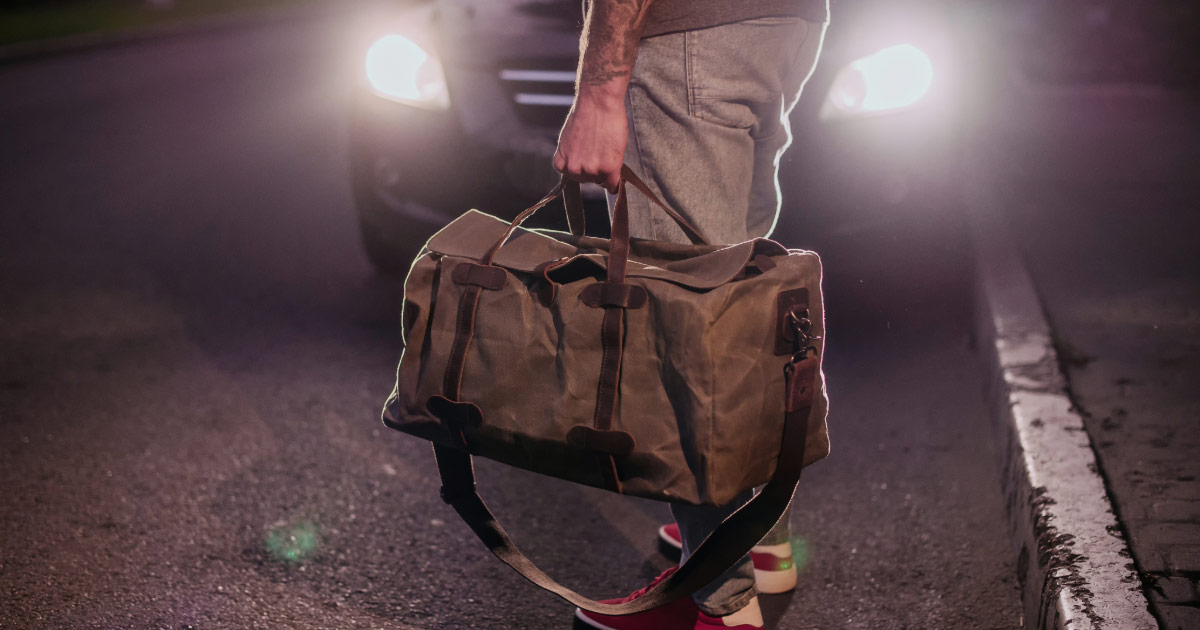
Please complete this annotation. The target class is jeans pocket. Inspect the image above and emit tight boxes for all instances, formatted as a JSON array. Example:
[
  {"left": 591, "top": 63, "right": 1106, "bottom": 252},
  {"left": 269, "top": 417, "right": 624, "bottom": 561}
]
[{"left": 686, "top": 18, "right": 810, "bottom": 129}]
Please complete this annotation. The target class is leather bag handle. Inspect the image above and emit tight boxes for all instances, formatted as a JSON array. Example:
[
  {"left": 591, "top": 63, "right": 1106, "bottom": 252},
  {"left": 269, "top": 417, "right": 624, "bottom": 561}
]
[
  {"left": 563, "top": 179, "right": 586, "bottom": 237},
  {"left": 614, "top": 165, "right": 709, "bottom": 247},
  {"left": 559, "top": 170, "right": 706, "bottom": 244},
  {"left": 483, "top": 167, "right": 709, "bottom": 266}
]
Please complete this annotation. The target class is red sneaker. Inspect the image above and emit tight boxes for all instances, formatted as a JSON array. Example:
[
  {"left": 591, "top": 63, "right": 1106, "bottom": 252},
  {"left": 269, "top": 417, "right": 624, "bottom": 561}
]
[
  {"left": 573, "top": 567, "right": 699, "bottom": 630},
  {"left": 657, "top": 523, "right": 798, "bottom": 594}
]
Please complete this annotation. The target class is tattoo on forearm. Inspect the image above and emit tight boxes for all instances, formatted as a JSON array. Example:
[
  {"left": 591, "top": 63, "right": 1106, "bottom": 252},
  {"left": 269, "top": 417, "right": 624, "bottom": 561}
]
[{"left": 578, "top": 0, "right": 654, "bottom": 86}]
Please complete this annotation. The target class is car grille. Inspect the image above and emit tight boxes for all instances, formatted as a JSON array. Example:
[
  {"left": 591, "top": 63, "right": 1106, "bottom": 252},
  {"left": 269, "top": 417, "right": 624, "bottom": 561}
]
[{"left": 498, "top": 60, "right": 577, "bottom": 130}]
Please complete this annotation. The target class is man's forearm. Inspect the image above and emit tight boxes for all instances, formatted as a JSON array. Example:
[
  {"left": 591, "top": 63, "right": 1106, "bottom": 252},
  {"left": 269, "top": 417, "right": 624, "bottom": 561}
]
[
  {"left": 553, "top": 0, "right": 654, "bottom": 190},
  {"left": 576, "top": 0, "right": 655, "bottom": 102}
]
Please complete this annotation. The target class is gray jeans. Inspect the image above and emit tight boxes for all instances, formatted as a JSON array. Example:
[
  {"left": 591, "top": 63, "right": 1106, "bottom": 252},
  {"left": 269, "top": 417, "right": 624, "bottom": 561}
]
[{"left": 611, "top": 16, "right": 826, "bottom": 616}]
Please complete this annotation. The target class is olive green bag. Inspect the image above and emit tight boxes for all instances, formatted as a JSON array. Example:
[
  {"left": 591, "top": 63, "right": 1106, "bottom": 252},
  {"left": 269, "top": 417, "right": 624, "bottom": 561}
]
[{"left": 383, "top": 166, "right": 828, "bottom": 614}]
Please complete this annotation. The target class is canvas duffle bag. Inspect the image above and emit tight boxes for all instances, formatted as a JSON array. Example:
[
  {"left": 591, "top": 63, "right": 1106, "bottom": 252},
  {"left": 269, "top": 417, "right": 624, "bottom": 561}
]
[{"left": 382, "top": 166, "right": 829, "bottom": 614}]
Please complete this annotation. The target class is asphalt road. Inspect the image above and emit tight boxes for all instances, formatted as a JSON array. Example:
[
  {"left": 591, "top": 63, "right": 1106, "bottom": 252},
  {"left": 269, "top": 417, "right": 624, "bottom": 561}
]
[{"left": 0, "top": 12, "right": 1023, "bottom": 630}]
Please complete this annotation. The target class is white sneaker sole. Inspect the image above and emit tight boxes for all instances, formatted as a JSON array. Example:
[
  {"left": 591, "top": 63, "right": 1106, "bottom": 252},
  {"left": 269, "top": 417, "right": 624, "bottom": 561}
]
[{"left": 574, "top": 607, "right": 619, "bottom": 630}]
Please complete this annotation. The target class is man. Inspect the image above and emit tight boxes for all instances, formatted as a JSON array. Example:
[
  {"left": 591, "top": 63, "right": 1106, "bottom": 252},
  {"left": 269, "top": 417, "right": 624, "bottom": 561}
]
[{"left": 555, "top": 1, "right": 828, "bottom": 629}]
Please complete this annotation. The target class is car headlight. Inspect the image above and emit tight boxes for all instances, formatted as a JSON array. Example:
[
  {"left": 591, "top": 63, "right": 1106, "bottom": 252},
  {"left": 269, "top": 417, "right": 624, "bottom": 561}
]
[
  {"left": 821, "top": 43, "right": 934, "bottom": 120},
  {"left": 365, "top": 34, "right": 450, "bottom": 110}
]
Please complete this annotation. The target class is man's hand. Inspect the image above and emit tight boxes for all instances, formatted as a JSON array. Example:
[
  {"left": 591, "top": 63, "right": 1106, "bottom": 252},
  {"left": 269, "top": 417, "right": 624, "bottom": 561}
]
[
  {"left": 554, "top": 87, "right": 628, "bottom": 193},
  {"left": 554, "top": 0, "right": 654, "bottom": 194}
]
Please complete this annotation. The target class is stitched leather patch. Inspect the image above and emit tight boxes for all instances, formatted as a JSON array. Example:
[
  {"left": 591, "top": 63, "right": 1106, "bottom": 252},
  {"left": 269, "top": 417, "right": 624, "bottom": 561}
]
[
  {"left": 566, "top": 425, "right": 636, "bottom": 456},
  {"left": 753, "top": 254, "right": 777, "bottom": 272},
  {"left": 426, "top": 395, "right": 484, "bottom": 429},
  {"left": 452, "top": 263, "right": 507, "bottom": 290},
  {"left": 580, "top": 282, "right": 648, "bottom": 309},
  {"left": 785, "top": 357, "right": 818, "bottom": 413}
]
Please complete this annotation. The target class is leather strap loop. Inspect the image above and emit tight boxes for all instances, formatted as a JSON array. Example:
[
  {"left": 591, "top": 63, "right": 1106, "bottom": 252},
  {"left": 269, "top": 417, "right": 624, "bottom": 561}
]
[
  {"left": 566, "top": 425, "right": 637, "bottom": 456},
  {"left": 580, "top": 282, "right": 648, "bottom": 309},
  {"left": 597, "top": 453, "right": 624, "bottom": 494},
  {"left": 785, "top": 355, "right": 819, "bottom": 412},
  {"left": 591, "top": 307, "right": 624, "bottom": 432},
  {"left": 753, "top": 254, "right": 777, "bottom": 273},
  {"left": 452, "top": 263, "right": 507, "bottom": 290},
  {"left": 442, "top": 286, "right": 483, "bottom": 401},
  {"left": 532, "top": 258, "right": 569, "bottom": 306},
  {"left": 427, "top": 395, "right": 483, "bottom": 453}
]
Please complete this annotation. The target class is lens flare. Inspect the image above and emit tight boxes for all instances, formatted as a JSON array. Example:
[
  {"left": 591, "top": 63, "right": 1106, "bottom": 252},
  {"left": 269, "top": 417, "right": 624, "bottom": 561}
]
[
  {"left": 791, "top": 536, "right": 811, "bottom": 572},
  {"left": 825, "top": 43, "right": 934, "bottom": 118},
  {"left": 365, "top": 34, "right": 449, "bottom": 109},
  {"left": 265, "top": 521, "right": 321, "bottom": 563}
]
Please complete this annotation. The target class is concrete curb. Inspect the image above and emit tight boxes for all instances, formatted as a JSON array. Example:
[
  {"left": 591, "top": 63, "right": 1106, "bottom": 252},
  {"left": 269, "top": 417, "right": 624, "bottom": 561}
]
[
  {"left": 0, "top": 1, "right": 340, "bottom": 66},
  {"left": 966, "top": 170, "right": 1158, "bottom": 630}
]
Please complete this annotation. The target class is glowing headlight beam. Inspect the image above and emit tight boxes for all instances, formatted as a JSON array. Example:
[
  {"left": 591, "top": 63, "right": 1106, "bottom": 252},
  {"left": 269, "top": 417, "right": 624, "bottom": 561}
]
[
  {"left": 365, "top": 34, "right": 449, "bottom": 109},
  {"left": 823, "top": 43, "right": 934, "bottom": 119}
]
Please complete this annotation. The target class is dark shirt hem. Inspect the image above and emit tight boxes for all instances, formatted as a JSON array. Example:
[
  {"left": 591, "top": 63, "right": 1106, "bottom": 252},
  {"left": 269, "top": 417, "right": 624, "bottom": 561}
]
[{"left": 642, "top": 0, "right": 830, "bottom": 38}]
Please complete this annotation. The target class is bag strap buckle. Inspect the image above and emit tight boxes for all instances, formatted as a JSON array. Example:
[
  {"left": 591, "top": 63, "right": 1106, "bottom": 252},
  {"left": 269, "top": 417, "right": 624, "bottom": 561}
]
[{"left": 786, "top": 307, "right": 820, "bottom": 362}]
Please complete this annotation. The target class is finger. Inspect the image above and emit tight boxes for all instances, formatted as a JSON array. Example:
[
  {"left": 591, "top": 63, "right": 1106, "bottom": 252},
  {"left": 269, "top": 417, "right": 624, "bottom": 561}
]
[
  {"left": 563, "top": 165, "right": 600, "bottom": 186},
  {"left": 552, "top": 150, "right": 566, "bottom": 173},
  {"left": 560, "top": 167, "right": 589, "bottom": 184},
  {"left": 602, "top": 169, "right": 621, "bottom": 195}
]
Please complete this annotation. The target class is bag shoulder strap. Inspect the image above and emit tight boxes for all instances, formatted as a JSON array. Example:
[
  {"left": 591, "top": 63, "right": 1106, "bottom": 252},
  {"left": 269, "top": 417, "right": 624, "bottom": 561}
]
[{"left": 432, "top": 351, "right": 817, "bottom": 615}]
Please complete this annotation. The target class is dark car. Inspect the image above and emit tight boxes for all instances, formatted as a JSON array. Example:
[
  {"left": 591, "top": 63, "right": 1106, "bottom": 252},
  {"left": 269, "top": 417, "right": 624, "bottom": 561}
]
[{"left": 347, "top": 0, "right": 961, "bottom": 273}]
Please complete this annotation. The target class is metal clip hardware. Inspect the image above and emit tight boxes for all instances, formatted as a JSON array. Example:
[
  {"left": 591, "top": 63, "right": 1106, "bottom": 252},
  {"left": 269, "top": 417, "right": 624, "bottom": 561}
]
[{"left": 786, "top": 308, "right": 820, "bottom": 363}]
